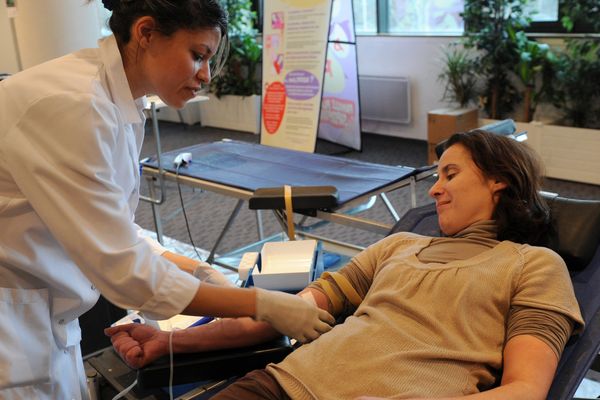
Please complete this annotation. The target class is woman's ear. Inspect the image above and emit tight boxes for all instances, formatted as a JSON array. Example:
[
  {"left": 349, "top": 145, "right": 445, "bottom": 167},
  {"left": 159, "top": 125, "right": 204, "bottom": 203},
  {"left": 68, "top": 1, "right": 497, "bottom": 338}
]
[
  {"left": 131, "top": 16, "right": 157, "bottom": 49},
  {"left": 491, "top": 180, "right": 508, "bottom": 194}
]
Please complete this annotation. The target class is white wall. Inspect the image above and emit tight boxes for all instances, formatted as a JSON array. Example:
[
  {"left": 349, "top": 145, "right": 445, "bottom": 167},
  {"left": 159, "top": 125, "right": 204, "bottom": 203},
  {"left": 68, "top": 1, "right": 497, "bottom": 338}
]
[
  {"left": 0, "top": 2, "right": 20, "bottom": 73},
  {"left": 0, "top": 4, "right": 456, "bottom": 142},
  {"left": 356, "top": 35, "right": 457, "bottom": 141},
  {"left": 13, "top": 0, "right": 101, "bottom": 69}
]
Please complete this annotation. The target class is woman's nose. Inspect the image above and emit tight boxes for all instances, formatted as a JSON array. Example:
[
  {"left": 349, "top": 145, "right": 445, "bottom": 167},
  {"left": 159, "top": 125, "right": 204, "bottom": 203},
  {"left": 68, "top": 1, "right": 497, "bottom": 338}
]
[
  {"left": 196, "top": 62, "right": 211, "bottom": 84},
  {"left": 428, "top": 179, "right": 442, "bottom": 198}
]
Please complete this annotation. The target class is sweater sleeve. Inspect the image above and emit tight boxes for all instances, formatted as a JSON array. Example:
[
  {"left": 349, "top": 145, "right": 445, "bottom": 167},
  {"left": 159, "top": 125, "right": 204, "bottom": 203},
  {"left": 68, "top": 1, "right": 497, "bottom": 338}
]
[
  {"left": 511, "top": 245, "right": 584, "bottom": 336},
  {"left": 506, "top": 305, "right": 574, "bottom": 360},
  {"left": 309, "top": 233, "right": 412, "bottom": 316}
]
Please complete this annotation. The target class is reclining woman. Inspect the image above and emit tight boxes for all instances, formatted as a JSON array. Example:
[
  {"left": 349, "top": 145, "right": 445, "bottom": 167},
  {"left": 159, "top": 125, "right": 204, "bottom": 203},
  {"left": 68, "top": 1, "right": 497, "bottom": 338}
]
[{"left": 107, "top": 130, "right": 584, "bottom": 400}]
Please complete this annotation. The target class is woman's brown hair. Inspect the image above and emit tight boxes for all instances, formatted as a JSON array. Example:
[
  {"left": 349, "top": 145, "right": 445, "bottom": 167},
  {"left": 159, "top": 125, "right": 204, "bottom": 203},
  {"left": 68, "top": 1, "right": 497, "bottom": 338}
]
[{"left": 443, "top": 130, "right": 551, "bottom": 245}]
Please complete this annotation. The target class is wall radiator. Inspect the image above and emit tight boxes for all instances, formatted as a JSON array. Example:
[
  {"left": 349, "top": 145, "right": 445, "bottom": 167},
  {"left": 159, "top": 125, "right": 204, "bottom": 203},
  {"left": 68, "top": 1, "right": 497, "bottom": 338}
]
[{"left": 359, "top": 75, "right": 411, "bottom": 124}]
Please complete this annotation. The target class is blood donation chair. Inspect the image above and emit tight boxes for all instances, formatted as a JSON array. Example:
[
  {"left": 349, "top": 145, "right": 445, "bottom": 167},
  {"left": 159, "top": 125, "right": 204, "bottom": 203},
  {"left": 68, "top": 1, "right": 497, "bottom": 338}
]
[
  {"left": 390, "top": 193, "right": 600, "bottom": 400},
  {"left": 87, "top": 192, "right": 600, "bottom": 400}
]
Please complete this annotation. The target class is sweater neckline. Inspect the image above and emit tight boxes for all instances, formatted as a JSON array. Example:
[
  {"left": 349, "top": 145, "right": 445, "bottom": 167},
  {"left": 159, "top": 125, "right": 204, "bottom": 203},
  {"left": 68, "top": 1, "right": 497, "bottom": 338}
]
[{"left": 405, "top": 239, "right": 515, "bottom": 270}]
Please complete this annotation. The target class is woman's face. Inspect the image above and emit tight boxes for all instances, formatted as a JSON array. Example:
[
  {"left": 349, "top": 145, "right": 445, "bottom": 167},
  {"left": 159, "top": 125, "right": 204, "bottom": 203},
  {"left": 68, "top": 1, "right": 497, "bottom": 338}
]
[
  {"left": 141, "top": 27, "right": 221, "bottom": 108},
  {"left": 428, "top": 143, "right": 506, "bottom": 236}
]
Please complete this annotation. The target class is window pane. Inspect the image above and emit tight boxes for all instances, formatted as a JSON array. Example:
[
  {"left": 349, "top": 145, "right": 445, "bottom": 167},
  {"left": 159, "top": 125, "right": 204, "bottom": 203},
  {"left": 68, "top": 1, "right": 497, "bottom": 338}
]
[
  {"left": 353, "top": 0, "right": 377, "bottom": 34},
  {"left": 388, "top": 0, "right": 464, "bottom": 34},
  {"left": 523, "top": 0, "right": 559, "bottom": 22},
  {"left": 352, "top": 0, "right": 560, "bottom": 35}
]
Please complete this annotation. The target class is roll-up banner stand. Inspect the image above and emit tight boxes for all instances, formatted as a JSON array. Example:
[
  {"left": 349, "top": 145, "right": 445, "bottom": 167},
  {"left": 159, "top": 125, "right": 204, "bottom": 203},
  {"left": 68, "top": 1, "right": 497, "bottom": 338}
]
[
  {"left": 261, "top": 0, "right": 333, "bottom": 153},
  {"left": 317, "top": 0, "right": 362, "bottom": 151}
]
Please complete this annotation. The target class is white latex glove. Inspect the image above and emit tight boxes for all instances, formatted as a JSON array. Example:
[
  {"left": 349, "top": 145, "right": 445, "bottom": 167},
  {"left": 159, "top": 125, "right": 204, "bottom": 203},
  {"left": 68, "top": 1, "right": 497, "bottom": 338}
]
[
  {"left": 255, "top": 288, "right": 335, "bottom": 343},
  {"left": 192, "top": 263, "right": 234, "bottom": 287}
]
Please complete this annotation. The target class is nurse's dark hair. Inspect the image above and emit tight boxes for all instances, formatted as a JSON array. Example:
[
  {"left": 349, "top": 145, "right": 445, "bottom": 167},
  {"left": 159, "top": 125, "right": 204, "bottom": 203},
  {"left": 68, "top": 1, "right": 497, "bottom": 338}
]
[
  {"left": 442, "top": 130, "right": 551, "bottom": 245},
  {"left": 94, "top": 0, "right": 229, "bottom": 76}
]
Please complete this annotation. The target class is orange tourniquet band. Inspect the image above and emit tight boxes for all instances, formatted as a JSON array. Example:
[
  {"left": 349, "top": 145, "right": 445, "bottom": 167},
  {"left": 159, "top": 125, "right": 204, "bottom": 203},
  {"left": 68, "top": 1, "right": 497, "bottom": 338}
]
[{"left": 284, "top": 185, "right": 295, "bottom": 240}]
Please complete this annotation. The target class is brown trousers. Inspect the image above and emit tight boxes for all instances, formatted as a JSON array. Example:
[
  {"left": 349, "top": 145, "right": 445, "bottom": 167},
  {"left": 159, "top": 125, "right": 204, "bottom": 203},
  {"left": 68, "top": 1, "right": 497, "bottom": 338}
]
[{"left": 210, "top": 369, "right": 291, "bottom": 400}]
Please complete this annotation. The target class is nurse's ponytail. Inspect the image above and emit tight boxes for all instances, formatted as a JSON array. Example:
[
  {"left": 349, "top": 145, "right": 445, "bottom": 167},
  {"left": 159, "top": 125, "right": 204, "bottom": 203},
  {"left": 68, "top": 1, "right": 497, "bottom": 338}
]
[{"left": 101, "top": 0, "right": 115, "bottom": 11}]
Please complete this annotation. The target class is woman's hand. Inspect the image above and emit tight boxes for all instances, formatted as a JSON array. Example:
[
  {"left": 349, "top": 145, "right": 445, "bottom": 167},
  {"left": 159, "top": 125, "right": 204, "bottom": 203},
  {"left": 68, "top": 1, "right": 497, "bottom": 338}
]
[{"left": 104, "top": 323, "right": 169, "bottom": 368}]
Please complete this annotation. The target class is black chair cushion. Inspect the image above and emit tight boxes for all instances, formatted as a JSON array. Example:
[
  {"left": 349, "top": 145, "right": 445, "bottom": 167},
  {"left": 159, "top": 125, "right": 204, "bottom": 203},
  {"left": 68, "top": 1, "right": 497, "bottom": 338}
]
[
  {"left": 545, "top": 195, "right": 600, "bottom": 270},
  {"left": 389, "top": 195, "right": 600, "bottom": 271},
  {"left": 136, "top": 336, "right": 293, "bottom": 389},
  {"left": 389, "top": 202, "right": 439, "bottom": 237}
]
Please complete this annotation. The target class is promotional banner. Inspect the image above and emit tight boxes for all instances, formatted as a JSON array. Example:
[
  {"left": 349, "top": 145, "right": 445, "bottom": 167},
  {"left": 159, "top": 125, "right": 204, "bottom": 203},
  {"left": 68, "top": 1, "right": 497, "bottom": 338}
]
[
  {"left": 317, "top": 0, "right": 361, "bottom": 150},
  {"left": 261, "top": 0, "right": 333, "bottom": 152}
]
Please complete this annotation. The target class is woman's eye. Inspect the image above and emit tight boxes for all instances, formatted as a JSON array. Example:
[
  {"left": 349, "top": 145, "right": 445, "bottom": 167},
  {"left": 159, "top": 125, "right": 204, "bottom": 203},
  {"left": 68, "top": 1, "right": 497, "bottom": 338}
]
[
  {"left": 193, "top": 52, "right": 205, "bottom": 62},
  {"left": 447, "top": 173, "right": 456, "bottom": 180}
]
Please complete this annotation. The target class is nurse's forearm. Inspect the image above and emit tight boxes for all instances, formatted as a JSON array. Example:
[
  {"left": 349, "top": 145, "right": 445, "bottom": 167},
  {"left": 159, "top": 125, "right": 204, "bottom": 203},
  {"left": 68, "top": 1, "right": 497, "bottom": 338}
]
[
  {"left": 161, "top": 251, "right": 202, "bottom": 274},
  {"left": 182, "top": 284, "right": 257, "bottom": 318}
]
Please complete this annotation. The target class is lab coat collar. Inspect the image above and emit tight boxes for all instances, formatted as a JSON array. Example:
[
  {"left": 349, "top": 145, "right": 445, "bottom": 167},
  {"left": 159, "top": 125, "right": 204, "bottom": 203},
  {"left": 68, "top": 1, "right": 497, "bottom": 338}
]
[{"left": 98, "top": 35, "right": 143, "bottom": 124}]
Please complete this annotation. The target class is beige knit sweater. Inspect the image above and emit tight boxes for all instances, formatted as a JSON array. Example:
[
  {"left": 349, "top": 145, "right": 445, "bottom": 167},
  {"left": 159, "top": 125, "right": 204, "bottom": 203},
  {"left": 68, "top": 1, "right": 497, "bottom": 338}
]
[{"left": 266, "top": 222, "right": 584, "bottom": 399}]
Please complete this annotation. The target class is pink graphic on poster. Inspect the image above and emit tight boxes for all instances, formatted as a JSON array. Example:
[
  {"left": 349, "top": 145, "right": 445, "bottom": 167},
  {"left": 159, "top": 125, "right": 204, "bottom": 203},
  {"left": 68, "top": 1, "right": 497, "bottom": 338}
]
[
  {"left": 328, "top": 0, "right": 355, "bottom": 43},
  {"left": 318, "top": 0, "right": 361, "bottom": 150},
  {"left": 261, "top": 0, "right": 332, "bottom": 152},
  {"left": 318, "top": 42, "right": 360, "bottom": 148},
  {"left": 320, "top": 97, "right": 356, "bottom": 128},
  {"left": 271, "top": 11, "right": 284, "bottom": 30},
  {"left": 263, "top": 81, "right": 287, "bottom": 134},
  {"left": 266, "top": 34, "right": 285, "bottom": 75}
]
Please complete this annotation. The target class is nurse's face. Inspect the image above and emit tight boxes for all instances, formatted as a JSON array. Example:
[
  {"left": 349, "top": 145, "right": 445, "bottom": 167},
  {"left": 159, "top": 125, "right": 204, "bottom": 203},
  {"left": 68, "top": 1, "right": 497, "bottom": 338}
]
[
  {"left": 428, "top": 143, "right": 507, "bottom": 236},
  {"left": 142, "top": 27, "right": 221, "bottom": 108}
]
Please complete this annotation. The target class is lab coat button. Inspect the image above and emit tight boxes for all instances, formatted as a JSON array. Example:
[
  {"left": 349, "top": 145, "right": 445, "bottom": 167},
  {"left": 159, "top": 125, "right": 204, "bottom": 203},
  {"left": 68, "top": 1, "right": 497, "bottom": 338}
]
[{"left": 91, "top": 284, "right": 96, "bottom": 291}]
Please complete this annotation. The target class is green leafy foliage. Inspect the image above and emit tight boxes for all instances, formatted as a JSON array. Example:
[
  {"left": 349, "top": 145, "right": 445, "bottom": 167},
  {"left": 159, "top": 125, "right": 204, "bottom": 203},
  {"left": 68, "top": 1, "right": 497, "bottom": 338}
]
[
  {"left": 507, "top": 27, "right": 553, "bottom": 121},
  {"left": 210, "top": 0, "right": 262, "bottom": 97},
  {"left": 438, "top": 44, "right": 479, "bottom": 108},
  {"left": 560, "top": 0, "right": 600, "bottom": 33},
  {"left": 544, "top": 0, "right": 600, "bottom": 128},
  {"left": 544, "top": 39, "right": 600, "bottom": 128},
  {"left": 461, "top": 0, "right": 530, "bottom": 119}
]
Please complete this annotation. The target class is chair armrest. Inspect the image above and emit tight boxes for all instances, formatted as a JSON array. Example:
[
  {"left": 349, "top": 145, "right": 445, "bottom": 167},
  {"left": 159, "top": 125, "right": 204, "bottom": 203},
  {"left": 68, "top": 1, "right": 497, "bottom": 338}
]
[
  {"left": 136, "top": 336, "right": 293, "bottom": 389},
  {"left": 249, "top": 186, "right": 339, "bottom": 211}
]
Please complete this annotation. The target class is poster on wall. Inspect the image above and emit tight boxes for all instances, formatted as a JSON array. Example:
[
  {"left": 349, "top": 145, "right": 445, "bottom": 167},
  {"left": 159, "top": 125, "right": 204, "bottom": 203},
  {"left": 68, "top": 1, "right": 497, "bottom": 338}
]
[
  {"left": 317, "top": 0, "right": 361, "bottom": 151},
  {"left": 261, "top": 0, "right": 333, "bottom": 153}
]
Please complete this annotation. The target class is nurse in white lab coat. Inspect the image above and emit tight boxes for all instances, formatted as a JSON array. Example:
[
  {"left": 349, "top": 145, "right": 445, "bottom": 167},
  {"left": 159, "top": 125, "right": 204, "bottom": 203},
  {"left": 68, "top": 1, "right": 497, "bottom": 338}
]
[{"left": 0, "top": 0, "right": 334, "bottom": 398}]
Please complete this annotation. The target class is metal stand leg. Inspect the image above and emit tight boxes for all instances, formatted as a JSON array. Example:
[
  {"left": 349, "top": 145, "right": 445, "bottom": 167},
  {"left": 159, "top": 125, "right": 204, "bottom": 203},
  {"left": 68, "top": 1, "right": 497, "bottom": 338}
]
[
  {"left": 272, "top": 210, "right": 290, "bottom": 236},
  {"left": 177, "top": 110, "right": 187, "bottom": 126},
  {"left": 206, "top": 199, "right": 245, "bottom": 264},
  {"left": 379, "top": 192, "right": 400, "bottom": 222},
  {"left": 410, "top": 176, "right": 417, "bottom": 208},
  {"left": 147, "top": 177, "right": 164, "bottom": 245},
  {"left": 256, "top": 210, "right": 264, "bottom": 240}
]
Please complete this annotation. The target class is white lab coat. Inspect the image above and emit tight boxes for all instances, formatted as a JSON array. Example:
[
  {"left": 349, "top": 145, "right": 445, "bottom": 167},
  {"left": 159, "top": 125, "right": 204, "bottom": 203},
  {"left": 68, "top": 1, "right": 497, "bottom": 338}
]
[{"left": 0, "top": 35, "right": 200, "bottom": 399}]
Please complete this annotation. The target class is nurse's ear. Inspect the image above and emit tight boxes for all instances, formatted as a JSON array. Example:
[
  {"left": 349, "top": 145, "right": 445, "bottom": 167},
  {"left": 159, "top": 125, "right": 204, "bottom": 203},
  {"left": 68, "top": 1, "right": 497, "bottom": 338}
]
[{"left": 131, "top": 16, "right": 158, "bottom": 49}]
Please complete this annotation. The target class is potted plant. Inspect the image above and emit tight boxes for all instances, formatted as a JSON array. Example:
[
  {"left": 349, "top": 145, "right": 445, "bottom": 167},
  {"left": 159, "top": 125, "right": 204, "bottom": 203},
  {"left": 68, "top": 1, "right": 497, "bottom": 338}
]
[
  {"left": 437, "top": 43, "right": 479, "bottom": 108},
  {"left": 542, "top": 39, "right": 600, "bottom": 129},
  {"left": 467, "top": 0, "right": 600, "bottom": 186},
  {"left": 461, "top": 0, "right": 529, "bottom": 119},
  {"left": 507, "top": 28, "right": 552, "bottom": 122},
  {"left": 541, "top": 2, "right": 600, "bottom": 129},
  {"left": 199, "top": 0, "right": 263, "bottom": 133},
  {"left": 427, "top": 44, "right": 481, "bottom": 164}
]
